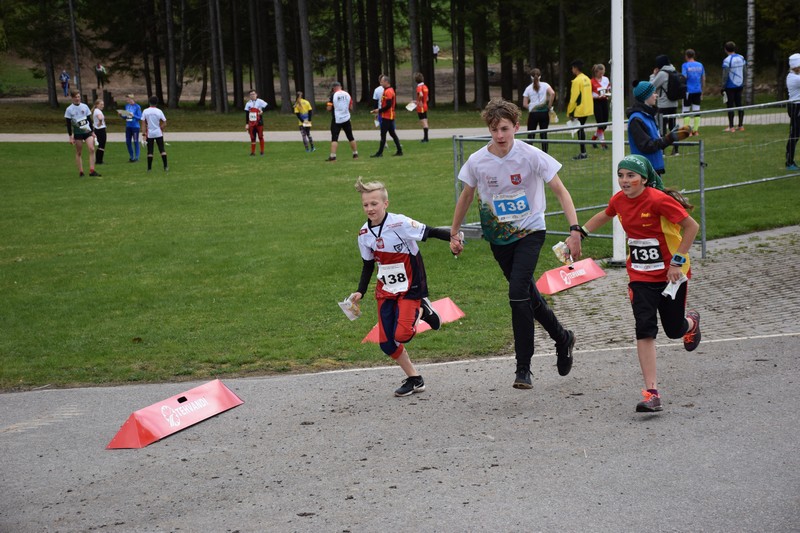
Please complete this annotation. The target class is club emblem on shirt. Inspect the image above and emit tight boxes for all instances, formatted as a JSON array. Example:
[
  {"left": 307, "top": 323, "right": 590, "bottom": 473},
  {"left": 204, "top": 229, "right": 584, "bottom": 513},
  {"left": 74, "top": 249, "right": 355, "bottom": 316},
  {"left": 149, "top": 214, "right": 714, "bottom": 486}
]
[
  {"left": 376, "top": 237, "right": 384, "bottom": 249},
  {"left": 510, "top": 173, "right": 522, "bottom": 185}
]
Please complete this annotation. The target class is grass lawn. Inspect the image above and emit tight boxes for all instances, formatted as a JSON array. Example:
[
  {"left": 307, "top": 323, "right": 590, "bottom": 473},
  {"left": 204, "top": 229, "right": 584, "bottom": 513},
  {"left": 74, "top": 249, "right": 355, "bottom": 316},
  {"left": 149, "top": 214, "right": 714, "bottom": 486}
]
[{"left": 1, "top": 109, "right": 799, "bottom": 390}]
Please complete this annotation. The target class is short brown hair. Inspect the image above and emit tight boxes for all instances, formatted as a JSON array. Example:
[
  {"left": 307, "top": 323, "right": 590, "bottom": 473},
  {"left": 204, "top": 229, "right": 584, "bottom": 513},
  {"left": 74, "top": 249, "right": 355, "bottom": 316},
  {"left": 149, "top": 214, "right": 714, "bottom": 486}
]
[
  {"left": 414, "top": 72, "right": 424, "bottom": 83},
  {"left": 481, "top": 98, "right": 520, "bottom": 128}
]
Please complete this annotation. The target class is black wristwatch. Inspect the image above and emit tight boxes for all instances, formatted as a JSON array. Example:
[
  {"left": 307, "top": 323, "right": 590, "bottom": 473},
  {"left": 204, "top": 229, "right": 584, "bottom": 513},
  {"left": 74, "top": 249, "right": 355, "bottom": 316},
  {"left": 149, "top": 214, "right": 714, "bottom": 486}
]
[{"left": 570, "top": 224, "right": 588, "bottom": 240}]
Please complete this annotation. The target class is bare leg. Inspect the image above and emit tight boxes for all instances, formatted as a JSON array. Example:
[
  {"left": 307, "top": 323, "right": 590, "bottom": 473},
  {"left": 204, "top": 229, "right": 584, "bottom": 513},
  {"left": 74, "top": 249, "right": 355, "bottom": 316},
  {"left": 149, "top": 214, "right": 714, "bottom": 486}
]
[
  {"left": 395, "top": 347, "right": 419, "bottom": 377},
  {"left": 636, "top": 338, "right": 657, "bottom": 390}
]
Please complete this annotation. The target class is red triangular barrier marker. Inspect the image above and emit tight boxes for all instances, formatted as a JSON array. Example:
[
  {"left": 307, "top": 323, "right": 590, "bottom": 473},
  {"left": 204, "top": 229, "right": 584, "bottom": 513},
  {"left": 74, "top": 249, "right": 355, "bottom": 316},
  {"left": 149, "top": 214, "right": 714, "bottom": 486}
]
[
  {"left": 535, "top": 258, "right": 606, "bottom": 295},
  {"left": 107, "top": 379, "right": 243, "bottom": 449},
  {"left": 361, "top": 297, "right": 465, "bottom": 344}
]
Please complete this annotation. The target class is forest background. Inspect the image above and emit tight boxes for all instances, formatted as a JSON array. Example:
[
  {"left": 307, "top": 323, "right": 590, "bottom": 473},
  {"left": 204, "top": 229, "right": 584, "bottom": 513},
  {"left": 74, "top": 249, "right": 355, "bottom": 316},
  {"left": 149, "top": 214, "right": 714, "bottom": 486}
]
[{"left": 2, "top": 0, "right": 800, "bottom": 114}]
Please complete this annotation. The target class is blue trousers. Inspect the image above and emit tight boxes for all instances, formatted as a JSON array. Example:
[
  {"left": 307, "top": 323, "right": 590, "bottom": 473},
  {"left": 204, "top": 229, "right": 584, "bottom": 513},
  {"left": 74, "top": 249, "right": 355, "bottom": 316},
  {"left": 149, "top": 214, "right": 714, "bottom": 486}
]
[{"left": 125, "top": 127, "right": 140, "bottom": 160}]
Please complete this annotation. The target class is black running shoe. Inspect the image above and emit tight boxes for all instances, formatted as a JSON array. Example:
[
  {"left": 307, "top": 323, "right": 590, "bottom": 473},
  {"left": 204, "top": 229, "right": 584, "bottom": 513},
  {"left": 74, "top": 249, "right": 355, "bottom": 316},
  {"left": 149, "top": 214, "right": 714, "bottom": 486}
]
[
  {"left": 683, "top": 310, "right": 701, "bottom": 351},
  {"left": 370, "top": 153, "right": 383, "bottom": 158},
  {"left": 513, "top": 366, "right": 532, "bottom": 389},
  {"left": 89, "top": 171, "right": 101, "bottom": 177},
  {"left": 420, "top": 297, "right": 441, "bottom": 330},
  {"left": 636, "top": 390, "right": 663, "bottom": 412},
  {"left": 395, "top": 375, "right": 425, "bottom": 397},
  {"left": 556, "top": 330, "right": 575, "bottom": 376},
  {"left": 393, "top": 151, "right": 404, "bottom": 156}
]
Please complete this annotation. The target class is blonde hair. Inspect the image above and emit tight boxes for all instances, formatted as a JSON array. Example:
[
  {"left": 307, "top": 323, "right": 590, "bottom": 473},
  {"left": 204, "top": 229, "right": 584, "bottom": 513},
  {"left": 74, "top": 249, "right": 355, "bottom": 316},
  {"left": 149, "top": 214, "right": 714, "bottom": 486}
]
[
  {"left": 354, "top": 176, "right": 388, "bottom": 201},
  {"left": 91, "top": 99, "right": 103, "bottom": 113},
  {"left": 592, "top": 64, "right": 605, "bottom": 77}
]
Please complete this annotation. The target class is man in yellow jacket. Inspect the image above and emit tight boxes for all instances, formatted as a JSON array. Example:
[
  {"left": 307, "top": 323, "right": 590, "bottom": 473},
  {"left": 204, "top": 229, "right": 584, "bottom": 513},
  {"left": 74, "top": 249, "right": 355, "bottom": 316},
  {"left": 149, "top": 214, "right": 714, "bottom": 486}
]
[{"left": 567, "top": 59, "right": 594, "bottom": 160}]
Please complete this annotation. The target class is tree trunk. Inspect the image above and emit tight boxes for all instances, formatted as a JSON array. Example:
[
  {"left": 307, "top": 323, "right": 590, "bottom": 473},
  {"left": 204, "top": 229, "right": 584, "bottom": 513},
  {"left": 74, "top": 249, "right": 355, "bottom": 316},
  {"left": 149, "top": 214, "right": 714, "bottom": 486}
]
[
  {"left": 498, "top": 1, "right": 513, "bottom": 101},
  {"left": 208, "top": 0, "right": 222, "bottom": 111},
  {"left": 471, "top": 7, "right": 489, "bottom": 108},
  {"left": 408, "top": 0, "right": 420, "bottom": 79},
  {"left": 745, "top": 0, "right": 755, "bottom": 105},
  {"left": 357, "top": 0, "right": 370, "bottom": 103},
  {"left": 298, "top": 0, "right": 315, "bottom": 103},
  {"left": 273, "top": 0, "right": 292, "bottom": 111},
  {"left": 366, "top": 0, "right": 381, "bottom": 91},
  {"left": 557, "top": 1, "right": 566, "bottom": 111},
  {"left": 385, "top": 0, "right": 396, "bottom": 86},
  {"left": 248, "top": 0, "right": 262, "bottom": 96},
  {"left": 334, "top": 0, "right": 344, "bottom": 85},
  {"left": 420, "top": 0, "right": 433, "bottom": 106},
  {"left": 456, "top": 0, "right": 466, "bottom": 106},
  {"left": 624, "top": 0, "right": 637, "bottom": 109},
  {"left": 214, "top": 0, "right": 228, "bottom": 112},
  {"left": 345, "top": 0, "right": 357, "bottom": 101},
  {"left": 165, "top": 0, "right": 178, "bottom": 108},
  {"left": 231, "top": 0, "right": 244, "bottom": 111},
  {"left": 450, "top": 0, "right": 458, "bottom": 110}
]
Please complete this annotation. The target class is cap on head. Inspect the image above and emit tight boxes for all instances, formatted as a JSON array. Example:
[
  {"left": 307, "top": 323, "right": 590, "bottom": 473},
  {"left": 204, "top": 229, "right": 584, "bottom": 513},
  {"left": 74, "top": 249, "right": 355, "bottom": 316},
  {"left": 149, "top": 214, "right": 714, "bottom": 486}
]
[
  {"left": 790, "top": 53, "right": 800, "bottom": 69},
  {"left": 632, "top": 81, "right": 656, "bottom": 102}
]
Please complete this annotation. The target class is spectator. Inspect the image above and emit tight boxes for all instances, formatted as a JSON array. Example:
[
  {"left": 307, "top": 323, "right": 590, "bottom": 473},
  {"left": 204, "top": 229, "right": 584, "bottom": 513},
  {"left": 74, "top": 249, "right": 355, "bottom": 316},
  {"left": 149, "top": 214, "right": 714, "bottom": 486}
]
[
  {"left": 245, "top": 90, "right": 268, "bottom": 156},
  {"left": 786, "top": 53, "right": 800, "bottom": 172},
  {"left": 325, "top": 81, "right": 359, "bottom": 162},
  {"left": 415, "top": 72, "right": 430, "bottom": 143},
  {"left": 91, "top": 99, "right": 107, "bottom": 165},
  {"left": 449, "top": 98, "right": 579, "bottom": 390},
  {"left": 372, "top": 76, "right": 384, "bottom": 129},
  {"left": 59, "top": 70, "right": 70, "bottom": 97},
  {"left": 95, "top": 63, "right": 107, "bottom": 89},
  {"left": 567, "top": 59, "right": 593, "bottom": 160},
  {"left": 681, "top": 49, "right": 706, "bottom": 136},
  {"left": 141, "top": 96, "right": 168, "bottom": 172},
  {"left": 433, "top": 43, "right": 440, "bottom": 62},
  {"left": 721, "top": 41, "right": 746, "bottom": 132},
  {"left": 122, "top": 93, "right": 142, "bottom": 163},
  {"left": 650, "top": 55, "right": 681, "bottom": 155},
  {"left": 626, "top": 81, "right": 690, "bottom": 176},
  {"left": 370, "top": 75, "right": 403, "bottom": 157},
  {"left": 590, "top": 63, "right": 611, "bottom": 149},
  {"left": 293, "top": 91, "right": 315, "bottom": 153},
  {"left": 522, "top": 68, "right": 555, "bottom": 153}
]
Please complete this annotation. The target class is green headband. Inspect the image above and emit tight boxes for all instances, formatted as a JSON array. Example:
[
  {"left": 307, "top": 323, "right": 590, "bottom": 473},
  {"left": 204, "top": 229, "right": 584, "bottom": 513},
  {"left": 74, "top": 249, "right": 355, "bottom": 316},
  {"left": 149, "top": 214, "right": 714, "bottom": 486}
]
[{"left": 617, "top": 155, "right": 664, "bottom": 190}]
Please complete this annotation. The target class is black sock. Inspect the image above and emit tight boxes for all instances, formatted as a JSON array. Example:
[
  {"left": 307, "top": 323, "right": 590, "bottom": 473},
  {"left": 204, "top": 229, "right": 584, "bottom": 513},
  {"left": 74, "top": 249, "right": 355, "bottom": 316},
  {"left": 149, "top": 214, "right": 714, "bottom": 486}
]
[{"left": 162, "top": 155, "right": 168, "bottom": 168}]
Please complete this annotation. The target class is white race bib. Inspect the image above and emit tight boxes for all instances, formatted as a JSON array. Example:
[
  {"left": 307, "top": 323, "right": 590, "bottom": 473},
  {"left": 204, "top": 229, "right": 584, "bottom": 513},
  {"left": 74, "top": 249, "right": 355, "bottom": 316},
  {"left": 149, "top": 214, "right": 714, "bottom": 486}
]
[
  {"left": 248, "top": 110, "right": 260, "bottom": 123},
  {"left": 377, "top": 263, "right": 408, "bottom": 294},
  {"left": 491, "top": 190, "right": 531, "bottom": 222},
  {"left": 628, "top": 238, "right": 665, "bottom": 271}
]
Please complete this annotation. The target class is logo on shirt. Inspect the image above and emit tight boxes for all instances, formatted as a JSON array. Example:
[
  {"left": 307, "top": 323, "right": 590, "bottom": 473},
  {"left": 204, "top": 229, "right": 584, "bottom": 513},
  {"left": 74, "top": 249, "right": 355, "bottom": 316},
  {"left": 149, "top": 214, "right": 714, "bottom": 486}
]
[
  {"left": 486, "top": 176, "right": 499, "bottom": 187},
  {"left": 640, "top": 212, "right": 652, "bottom": 218},
  {"left": 510, "top": 173, "right": 522, "bottom": 185}
]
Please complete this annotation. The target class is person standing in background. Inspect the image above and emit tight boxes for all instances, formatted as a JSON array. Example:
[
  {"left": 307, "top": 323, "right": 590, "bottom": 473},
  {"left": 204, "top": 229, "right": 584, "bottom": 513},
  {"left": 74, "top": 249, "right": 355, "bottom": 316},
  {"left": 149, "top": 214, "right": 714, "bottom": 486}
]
[
  {"left": 567, "top": 60, "right": 593, "bottom": 160},
  {"left": 245, "top": 90, "right": 268, "bottom": 156},
  {"left": 681, "top": 49, "right": 706, "bottom": 136},
  {"left": 433, "top": 43, "right": 440, "bottom": 62},
  {"left": 293, "top": 91, "right": 315, "bottom": 153},
  {"left": 650, "top": 55, "right": 681, "bottom": 156},
  {"left": 370, "top": 75, "right": 403, "bottom": 158},
  {"left": 785, "top": 53, "right": 800, "bottom": 172},
  {"left": 123, "top": 94, "right": 142, "bottom": 163},
  {"left": 721, "top": 41, "right": 746, "bottom": 132},
  {"left": 59, "top": 70, "right": 70, "bottom": 97},
  {"left": 141, "top": 96, "right": 168, "bottom": 172},
  {"left": 590, "top": 64, "right": 610, "bottom": 149},
  {"left": 326, "top": 81, "right": 359, "bottom": 162},
  {"left": 92, "top": 99, "right": 107, "bottom": 165},
  {"left": 522, "top": 68, "right": 555, "bottom": 153},
  {"left": 415, "top": 72, "right": 430, "bottom": 143},
  {"left": 64, "top": 91, "right": 100, "bottom": 177}
]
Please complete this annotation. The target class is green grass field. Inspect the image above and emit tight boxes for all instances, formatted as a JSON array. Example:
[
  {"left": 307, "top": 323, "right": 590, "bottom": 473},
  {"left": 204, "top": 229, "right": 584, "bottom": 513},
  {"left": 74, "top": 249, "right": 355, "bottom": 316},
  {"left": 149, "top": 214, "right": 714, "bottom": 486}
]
[{"left": 1, "top": 109, "right": 799, "bottom": 390}]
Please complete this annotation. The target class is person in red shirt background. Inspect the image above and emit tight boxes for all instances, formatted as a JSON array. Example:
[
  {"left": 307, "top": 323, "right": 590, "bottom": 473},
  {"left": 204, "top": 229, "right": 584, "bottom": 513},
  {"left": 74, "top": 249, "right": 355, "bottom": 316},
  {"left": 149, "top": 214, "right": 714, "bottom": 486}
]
[
  {"left": 370, "top": 75, "right": 403, "bottom": 157},
  {"left": 415, "top": 72, "right": 430, "bottom": 143}
]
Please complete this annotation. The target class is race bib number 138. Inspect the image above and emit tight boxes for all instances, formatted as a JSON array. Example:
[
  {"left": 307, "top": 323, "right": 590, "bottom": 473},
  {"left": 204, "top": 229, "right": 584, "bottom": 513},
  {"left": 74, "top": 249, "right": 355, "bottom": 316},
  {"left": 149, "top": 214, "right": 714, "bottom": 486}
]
[{"left": 628, "top": 238, "right": 665, "bottom": 271}]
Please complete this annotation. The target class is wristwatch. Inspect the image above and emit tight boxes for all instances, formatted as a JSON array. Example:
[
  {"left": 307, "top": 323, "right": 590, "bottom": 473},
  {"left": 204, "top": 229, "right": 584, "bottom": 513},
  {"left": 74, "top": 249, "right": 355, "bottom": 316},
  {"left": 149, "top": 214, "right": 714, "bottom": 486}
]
[{"left": 569, "top": 225, "right": 588, "bottom": 240}]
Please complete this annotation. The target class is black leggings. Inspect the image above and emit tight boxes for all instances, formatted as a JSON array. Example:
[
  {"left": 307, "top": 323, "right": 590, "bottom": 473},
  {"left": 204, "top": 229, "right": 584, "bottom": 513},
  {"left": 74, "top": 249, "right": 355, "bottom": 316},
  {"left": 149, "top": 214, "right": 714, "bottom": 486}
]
[
  {"left": 95, "top": 128, "right": 107, "bottom": 164},
  {"left": 526, "top": 111, "right": 550, "bottom": 152},
  {"left": 724, "top": 87, "right": 744, "bottom": 128},
  {"left": 786, "top": 102, "right": 800, "bottom": 167}
]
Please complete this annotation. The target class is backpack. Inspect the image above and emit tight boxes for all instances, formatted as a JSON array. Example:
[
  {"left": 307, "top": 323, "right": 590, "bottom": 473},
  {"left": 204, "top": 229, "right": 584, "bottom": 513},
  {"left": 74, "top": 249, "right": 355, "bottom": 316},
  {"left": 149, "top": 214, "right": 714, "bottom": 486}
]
[{"left": 665, "top": 70, "right": 687, "bottom": 101}]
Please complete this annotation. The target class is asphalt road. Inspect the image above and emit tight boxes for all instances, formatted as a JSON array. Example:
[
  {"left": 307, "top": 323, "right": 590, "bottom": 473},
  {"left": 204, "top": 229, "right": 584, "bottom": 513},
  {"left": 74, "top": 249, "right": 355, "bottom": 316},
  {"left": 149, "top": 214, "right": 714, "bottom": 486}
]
[{"left": 1, "top": 226, "right": 799, "bottom": 532}]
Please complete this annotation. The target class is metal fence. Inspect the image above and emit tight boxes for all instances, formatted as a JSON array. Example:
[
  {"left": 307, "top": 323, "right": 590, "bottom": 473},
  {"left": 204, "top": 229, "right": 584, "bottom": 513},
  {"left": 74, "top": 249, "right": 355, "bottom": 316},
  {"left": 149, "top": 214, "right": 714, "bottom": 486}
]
[{"left": 452, "top": 100, "right": 799, "bottom": 259}]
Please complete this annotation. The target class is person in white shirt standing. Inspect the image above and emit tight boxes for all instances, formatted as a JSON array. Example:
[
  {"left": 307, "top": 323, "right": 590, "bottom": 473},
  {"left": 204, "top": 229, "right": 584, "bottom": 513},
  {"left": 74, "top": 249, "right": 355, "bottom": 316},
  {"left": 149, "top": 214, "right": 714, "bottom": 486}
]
[
  {"left": 64, "top": 91, "right": 100, "bottom": 177},
  {"left": 92, "top": 99, "right": 107, "bottom": 165},
  {"left": 522, "top": 68, "right": 555, "bottom": 153},
  {"left": 325, "top": 81, "right": 359, "bottom": 162},
  {"left": 141, "top": 96, "right": 168, "bottom": 172},
  {"left": 786, "top": 53, "right": 800, "bottom": 171}
]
